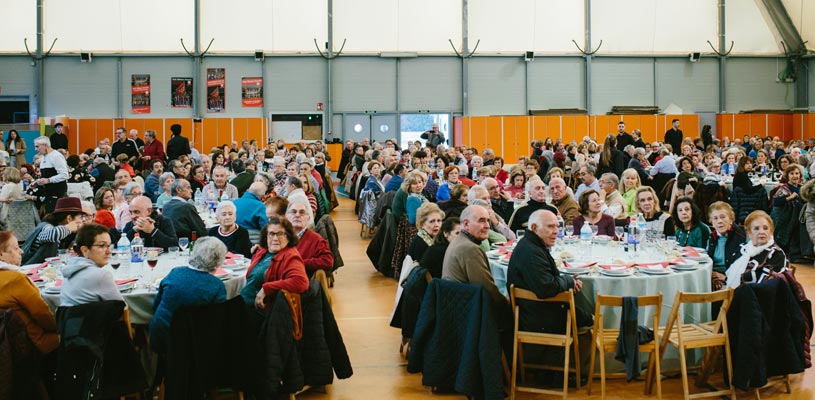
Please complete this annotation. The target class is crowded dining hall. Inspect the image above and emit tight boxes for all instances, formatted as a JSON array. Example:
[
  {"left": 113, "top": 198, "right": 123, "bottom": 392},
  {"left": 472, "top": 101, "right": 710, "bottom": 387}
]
[{"left": 1, "top": 1, "right": 815, "bottom": 399}]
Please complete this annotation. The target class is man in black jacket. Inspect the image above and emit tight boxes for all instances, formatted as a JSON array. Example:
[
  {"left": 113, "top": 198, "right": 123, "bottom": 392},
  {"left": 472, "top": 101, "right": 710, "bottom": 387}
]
[
  {"left": 166, "top": 124, "right": 190, "bottom": 161},
  {"left": 111, "top": 127, "right": 140, "bottom": 167},
  {"left": 508, "top": 178, "right": 557, "bottom": 232},
  {"left": 615, "top": 121, "right": 634, "bottom": 152},
  {"left": 50, "top": 122, "right": 69, "bottom": 151},
  {"left": 161, "top": 179, "right": 207, "bottom": 240},
  {"left": 123, "top": 196, "right": 178, "bottom": 249},
  {"left": 664, "top": 119, "right": 683, "bottom": 156}
]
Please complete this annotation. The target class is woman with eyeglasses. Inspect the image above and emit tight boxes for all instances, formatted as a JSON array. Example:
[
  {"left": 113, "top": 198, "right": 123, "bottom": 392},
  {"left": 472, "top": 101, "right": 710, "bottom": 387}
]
[
  {"left": 60, "top": 223, "right": 124, "bottom": 306},
  {"left": 243, "top": 217, "right": 309, "bottom": 312}
]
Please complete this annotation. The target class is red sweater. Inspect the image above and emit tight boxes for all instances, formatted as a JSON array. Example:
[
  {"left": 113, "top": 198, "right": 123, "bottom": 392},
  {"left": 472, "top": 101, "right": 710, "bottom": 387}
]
[
  {"left": 297, "top": 229, "right": 334, "bottom": 272},
  {"left": 247, "top": 246, "right": 309, "bottom": 297}
]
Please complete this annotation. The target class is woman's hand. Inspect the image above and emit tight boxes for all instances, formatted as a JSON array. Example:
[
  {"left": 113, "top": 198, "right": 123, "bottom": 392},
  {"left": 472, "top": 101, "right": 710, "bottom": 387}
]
[
  {"left": 255, "top": 289, "right": 267, "bottom": 309},
  {"left": 711, "top": 271, "right": 726, "bottom": 290}
]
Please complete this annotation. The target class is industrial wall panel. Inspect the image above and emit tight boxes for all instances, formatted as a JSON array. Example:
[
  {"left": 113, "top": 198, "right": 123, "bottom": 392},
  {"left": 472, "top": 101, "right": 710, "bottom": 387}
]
[
  {"left": 468, "top": 58, "right": 525, "bottom": 116},
  {"left": 265, "top": 57, "right": 327, "bottom": 112},
  {"left": 528, "top": 57, "right": 585, "bottom": 110},
  {"left": 398, "top": 58, "right": 461, "bottom": 112},
  {"left": 0, "top": 57, "right": 36, "bottom": 97},
  {"left": 655, "top": 58, "right": 718, "bottom": 113},
  {"left": 591, "top": 58, "right": 654, "bottom": 114},
  {"left": 43, "top": 57, "right": 118, "bottom": 118},
  {"left": 201, "top": 58, "right": 266, "bottom": 118},
  {"left": 333, "top": 58, "right": 396, "bottom": 112},
  {"left": 120, "top": 57, "right": 195, "bottom": 118},
  {"left": 725, "top": 58, "right": 792, "bottom": 112}
]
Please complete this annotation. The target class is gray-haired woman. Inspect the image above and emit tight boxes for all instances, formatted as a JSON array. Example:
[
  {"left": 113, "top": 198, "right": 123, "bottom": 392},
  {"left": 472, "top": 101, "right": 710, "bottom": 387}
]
[{"left": 149, "top": 237, "right": 227, "bottom": 353}]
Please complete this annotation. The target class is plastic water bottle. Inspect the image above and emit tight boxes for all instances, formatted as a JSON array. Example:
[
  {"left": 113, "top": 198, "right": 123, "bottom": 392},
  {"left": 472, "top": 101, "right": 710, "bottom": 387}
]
[
  {"left": 580, "top": 221, "right": 592, "bottom": 241},
  {"left": 637, "top": 212, "right": 647, "bottom": 235},
  {"left": 194, "top": 188, "right": 203, "bottom": 209},
  {"left": 220, "top": 190, "right": 229, "bottom": 203},
  {"left": 556, "top": 213, "right": 565, "bottom": 239},
  {"left": 628, "top": 217, "right": 640, "bottom": 252},
  {"left": 116, "top": 234, "right": 130, "bottom": 254},
  {"left": 130, "top": 233, "right": 144, "bottom": 265}
]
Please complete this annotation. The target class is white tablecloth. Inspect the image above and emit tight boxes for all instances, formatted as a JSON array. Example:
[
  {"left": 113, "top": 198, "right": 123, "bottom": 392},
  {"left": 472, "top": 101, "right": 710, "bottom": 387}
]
[
  {"left": 41, "top": 253, "right": 247, "bottom": 325},
  {"left": 724, "top": 178, "right": 779, "bottom": 194}
]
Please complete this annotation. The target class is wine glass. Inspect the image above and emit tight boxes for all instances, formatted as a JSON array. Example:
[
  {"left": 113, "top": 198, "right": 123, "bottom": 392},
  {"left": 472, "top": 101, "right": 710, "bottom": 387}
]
[
  {"left": 615, "top": 226, "right": 625, "bottom": 241},
  {"left": 590, "top": 224, "right": 599, "bottom": 237},
  {"left": 178, "top": 237, "right": 190, "bottom": 255},
  {"left": 146, "top": 250, "right": 159, "bottom": 291},
  {"left": 515, "top": 230, "right": 525, "bottom": 241},
  {"left": 565, "top": 225, "right": 574, "bottom": 238}
]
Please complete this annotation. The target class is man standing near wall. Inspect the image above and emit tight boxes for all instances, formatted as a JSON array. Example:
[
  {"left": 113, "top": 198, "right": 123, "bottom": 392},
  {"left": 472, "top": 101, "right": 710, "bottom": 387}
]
[
  {"left": 421, "top": 123, "right": 445, "bottom": 149},
  {"left": 664, "top": 119, "right": 683, "bottom": 156},
  {"left": 166, "top": 124, "right": 190, "bottom": 161},
  {"left": 111, "top": 127, "right": 140, "bottom": 167},
  {"left": 33, "top": 136, "right": 69, "bottom": 214},
  {"left": 129, "top": 129, "right": 144, "bottom": 149},
  {"left": 50, "top": 122, "right": 69, "bottom": 152},
  {"left": 615, "top": 121, "right": 634, "bottom": 152}
]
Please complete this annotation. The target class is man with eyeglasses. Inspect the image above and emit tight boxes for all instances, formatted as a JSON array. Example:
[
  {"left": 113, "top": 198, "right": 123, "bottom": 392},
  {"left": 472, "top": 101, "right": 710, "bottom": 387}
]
[
  {"left": 481, "top": 177, "right": 514, "bottom": 222},
  {"left": 141, "top": 130, "right": 165, "bottom": 171},
  {"left": 574, "top": 163, "right": 600, "bottom": 200},
  {"left": 286, "top": 202, "right": 333, "bottom": 276},
  {"left": 162, "top": 179, "right": 207, "bottom": 240}
]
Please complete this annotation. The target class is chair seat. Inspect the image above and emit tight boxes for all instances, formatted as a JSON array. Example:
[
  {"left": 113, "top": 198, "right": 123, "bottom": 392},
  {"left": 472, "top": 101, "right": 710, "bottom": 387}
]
[
  {"left": 594, "top": 329, "right": 657, "bottom": 352},
  {"left": 517, "top": 331, "right": 573, "bottom": 347},
  {"left": 660, "top": 324, "right": 728, "bottom": 349}
]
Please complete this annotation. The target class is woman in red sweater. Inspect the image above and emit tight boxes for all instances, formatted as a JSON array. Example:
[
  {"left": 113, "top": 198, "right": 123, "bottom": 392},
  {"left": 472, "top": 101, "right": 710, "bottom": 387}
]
[
  {"left": 243, "top": 216, "right": 309, "bottom": 311},
  {"left": 93, "top": 187, "right": 117, "bottom": 228}
]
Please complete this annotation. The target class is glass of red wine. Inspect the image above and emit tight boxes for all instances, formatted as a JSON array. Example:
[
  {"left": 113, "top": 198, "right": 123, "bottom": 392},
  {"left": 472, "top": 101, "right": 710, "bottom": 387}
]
[{"left": 146, "top": 250, "right": 159, "bottom": 291}]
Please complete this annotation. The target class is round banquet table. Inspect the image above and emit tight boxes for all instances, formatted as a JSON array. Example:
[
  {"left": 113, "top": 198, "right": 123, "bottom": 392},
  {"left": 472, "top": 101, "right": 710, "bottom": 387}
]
[
  {"left": 40, "top": 252, "right": 247, "bottom": 325},
  {"left": 724, "top": 176, "right": 779, "bottom": 194},
  {"left": 490, "top": 240, "right": 713, "bottom": 371}
]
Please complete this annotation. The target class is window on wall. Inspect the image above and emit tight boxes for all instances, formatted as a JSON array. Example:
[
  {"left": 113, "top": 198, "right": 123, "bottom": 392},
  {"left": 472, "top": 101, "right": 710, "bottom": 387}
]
[{"left": 400, "top": 113, "right": 449, "bottom": 149}]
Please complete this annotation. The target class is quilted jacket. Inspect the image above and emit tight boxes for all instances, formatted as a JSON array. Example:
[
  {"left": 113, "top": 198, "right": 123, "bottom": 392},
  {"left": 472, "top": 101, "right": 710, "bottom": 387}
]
[
  {"left": 407, "top": 279, "right": 504, "bottom": 400},
  {"left": 731, "top": 186, "right": 768, "bottom": 224}
]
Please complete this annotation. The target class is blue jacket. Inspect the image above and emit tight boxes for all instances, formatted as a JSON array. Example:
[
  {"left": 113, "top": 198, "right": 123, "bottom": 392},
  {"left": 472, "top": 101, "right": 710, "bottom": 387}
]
[
  {"left": 384, "top": 175, "right": 403, "bottom": 193},
  {"left": 145, "top": 173, "right": 161, "bottom": 202},
  {"left": 436, "top": 181, "right": 452, "bottom": 202},
  {"left": 150, "top": 267, "right": 226, "bottom": 353},
  {"left": 407, "top": 279, "right": 504, "bottom": 400},
  {"left": 233, "top": 192, "right": 268, "bottom": 231}
]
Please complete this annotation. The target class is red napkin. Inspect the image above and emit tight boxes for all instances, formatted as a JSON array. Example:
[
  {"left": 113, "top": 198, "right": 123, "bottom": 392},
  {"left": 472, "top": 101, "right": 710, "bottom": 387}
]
[
  {"left": 214, "top": 267, "right": 227, "bottom": 276},
  {"left": 562, "top": 261, "right": 597, "bottom": 269},
  {"left": 495, "top": 240, "right": 514, "bottom": 247},
  {"left": 500, "top": 254, "right": 512, "bottom": 262},
  {"left": 224, "top": 259, "right": 236, "bottom": 265},
  {"left": 496, "top": 248, "right": 511, "bottom": 255},
  {"left": 638, "top": 263, "right": 670, "bottom": 270},
  {"left": 598, "top": 264, "right": 634, "bottom": 270},
  {"left": 225, "top": 252, "right": 238, "bottom": 259},
  {"left": 54, "top": 279, "right": 63, "bottom": 287},
  {"left": 681, "top": 247, "right": 700, "bottom": 257},
  {"left": 115, "top": 278, "right": 139, "bottom": 285},
  {"left": 27, "top": 261, "right": 50, "bottom": 282}
]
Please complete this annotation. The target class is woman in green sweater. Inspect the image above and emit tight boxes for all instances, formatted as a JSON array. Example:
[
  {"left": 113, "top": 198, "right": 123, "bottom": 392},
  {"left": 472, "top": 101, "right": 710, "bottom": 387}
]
[{"left": 671, "top": 196, "right": 711, "bottom": 248}]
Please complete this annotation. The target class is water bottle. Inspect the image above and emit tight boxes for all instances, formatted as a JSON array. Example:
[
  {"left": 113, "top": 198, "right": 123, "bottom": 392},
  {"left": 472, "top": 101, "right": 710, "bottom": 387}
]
[
  {"left": 220, "top": 190, "right": 229, "bottom": 203},
  {"left": 556, "top": 213, "right": 565, "bottom": 239},
  {"left": 194, "top": 188, "right": 203, "bottom": 209},
  {"left": 628, "top": 217, "right": 640, "bottom": 252},
  {"left": 637, "top": 212, "right": 647, "bottom": 235},
  {"left": 117, "top": 234, "right": 130, "bottom": 254},
  {"left": 130, "top": 233, "right": 144, "bottom": 265},
  {"left": 580, "top": 222, "right": 592, "bottom": 241}
]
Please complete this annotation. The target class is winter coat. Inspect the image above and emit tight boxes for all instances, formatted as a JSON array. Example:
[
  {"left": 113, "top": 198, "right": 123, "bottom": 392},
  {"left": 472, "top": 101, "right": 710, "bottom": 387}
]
[
  {"left": 731, "top": 185, "right": 768, "bottom": 224},
  {"left": 798, "top": 179, "right": 815, "bottom": 247}
]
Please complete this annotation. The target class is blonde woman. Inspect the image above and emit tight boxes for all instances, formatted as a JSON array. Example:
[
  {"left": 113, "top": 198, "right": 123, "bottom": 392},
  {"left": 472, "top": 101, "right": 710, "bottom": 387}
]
[{"left": 619, "top": 168, "right": 642, "bottom": 217}]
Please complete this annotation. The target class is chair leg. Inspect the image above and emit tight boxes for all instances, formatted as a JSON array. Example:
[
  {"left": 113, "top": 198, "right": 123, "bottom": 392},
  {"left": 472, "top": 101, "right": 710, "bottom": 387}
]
[
  {"left": 644, "top": 351, "right": 654, "bottom": 395},
  {"left": 562, "top": 339, "right": 571, "bottom": 399},
  {"left": 517, "top": 343, "right": 526, "bottom": 384},
  {"left": 678, "top": 347, "right": 690, "bottom": 400},
  {"left": 510, "top": 339, "right": 519, "bottom": 400},
  {"left": 587, "top": 339, "right": 597, "bottom": 395},
  {"left": 784, "top": 375, "right": 791, "bottom": 393},
  {"left": 722, "top": 343, "right": 737, "bottom": 400},
  {"left": 598, "top": 344, "right": 606, "bottom": 399},
  {"left": 653, "top": 346, "right": 662, "bottom": 400},
  {"left": 754, "top": 388, "right": 761, "bottom": 400}
]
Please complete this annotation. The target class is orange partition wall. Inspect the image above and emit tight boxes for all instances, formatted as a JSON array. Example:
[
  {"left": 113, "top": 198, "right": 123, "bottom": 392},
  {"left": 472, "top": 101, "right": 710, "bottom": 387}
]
[
  {"left": 325, "top": 143, "right": 342, "bottom": 172},
  {"left": 484, "top": 116, "right": 503, "bottom": 155},
  {"left": 715, "top": 113, "right": 806, "bottom": 141}
]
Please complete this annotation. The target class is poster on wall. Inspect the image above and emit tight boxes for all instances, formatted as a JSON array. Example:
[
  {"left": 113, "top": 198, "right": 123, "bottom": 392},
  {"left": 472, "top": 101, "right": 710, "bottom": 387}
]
[
  {"left": 131, "top": 74, "right": 150, "bottom": 114},
  {"left": 171, "top": 77, "right": 193, "bottom": 108},
  {"left": 206, "top": 68, "right": 226, "bottom": 113},
  {"left": 241, "top": 77, "right": 263, "bottom": 107}
]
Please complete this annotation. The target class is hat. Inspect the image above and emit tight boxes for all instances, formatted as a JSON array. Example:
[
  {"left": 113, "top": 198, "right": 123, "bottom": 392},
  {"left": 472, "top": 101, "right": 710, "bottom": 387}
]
[{"left": 53, "top": 197, "right": 84, "bottom": 214}]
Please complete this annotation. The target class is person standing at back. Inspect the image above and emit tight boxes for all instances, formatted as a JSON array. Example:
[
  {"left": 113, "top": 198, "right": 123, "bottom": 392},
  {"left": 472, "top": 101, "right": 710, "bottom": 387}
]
[
  {"left": 166, "top": 123, "right": 190, "bottom": 161},
  {"left": 50, "top": 122, "right": 69, "bottom": 152},
  {"left": 33, "top": 136, "right": 69, "bottom": 214},
  {"left": 664, "top": 119, "right": 683, "bottom": 156},
  {"left": 615, "top": 121, "right": 634, "bottom": 151}
]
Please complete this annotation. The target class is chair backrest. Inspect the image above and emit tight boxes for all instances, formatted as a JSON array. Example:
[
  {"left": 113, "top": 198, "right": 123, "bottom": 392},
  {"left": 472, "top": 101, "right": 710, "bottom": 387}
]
[
  {"left": 6, "top": 200, "right": 41, "bottom": 241},
  {"left": 663, "top": 288, "right": 734, "bottom": 340},
  {"left": 510, "top": 286, "right": 577, "bottom": 336},
  {"left": 593, "top": 293, "right": 663, "bottom": 338}
]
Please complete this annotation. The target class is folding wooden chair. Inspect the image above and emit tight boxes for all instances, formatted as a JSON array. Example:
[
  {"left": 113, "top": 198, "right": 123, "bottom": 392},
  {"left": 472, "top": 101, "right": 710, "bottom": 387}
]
[
  {"left": 587, "top": 293, "right": 663, "bottom": 399},
  {"left": 657, "top": 289, "right": 736, "bottom": 400},
  {"left": 509, "top": 286, "right": 581, "bottom": 400},
  {"left": 314, "top": 269, "right": 332, "bottom": 306}
]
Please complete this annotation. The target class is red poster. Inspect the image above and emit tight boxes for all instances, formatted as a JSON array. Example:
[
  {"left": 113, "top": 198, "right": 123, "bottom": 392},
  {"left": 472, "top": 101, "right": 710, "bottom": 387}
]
[
  {"left": 131, "top": 74, "right": 150, "bottom": 114},
  {"left": 206, "top": 68, "right": 225, "bottom": 113},
  {"left": 241, "top": 77, "right": 263, "bottom": 107},
  {"left": 171, "top": 77, "right": 193, "bottom": 108}
]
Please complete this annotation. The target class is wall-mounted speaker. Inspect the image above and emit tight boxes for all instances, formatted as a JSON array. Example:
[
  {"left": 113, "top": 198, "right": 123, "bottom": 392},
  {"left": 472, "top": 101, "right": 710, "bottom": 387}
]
[
  {"left": 689, "top": 52, "right": 700, "bottom": 62},
  {"left": 80, "top": 52, "right": 92, "bottom": 63},
  {"left": 524, "top": 51, "right": 534, "bottom": 62},
  {"left": 254, "top": 50, "right": 264, "bottom": 62}
]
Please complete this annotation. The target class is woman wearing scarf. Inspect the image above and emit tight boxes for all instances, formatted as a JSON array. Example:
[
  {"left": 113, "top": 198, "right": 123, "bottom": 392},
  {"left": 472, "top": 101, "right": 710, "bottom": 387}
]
[
  {"left": 725, "top": 210, "right": 788, "bottom": 289},
  {"left": 706, "top": 202, "right": 747, "bottom": 291},
  {"left": 408, "top": 203, "right": 444, "bottom": 262}
]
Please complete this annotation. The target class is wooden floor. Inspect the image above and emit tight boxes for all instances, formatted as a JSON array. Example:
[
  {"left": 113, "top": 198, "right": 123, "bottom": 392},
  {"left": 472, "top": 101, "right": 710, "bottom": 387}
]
[{"left": 295, "top": 196, "right": 815, "bottom": 400}]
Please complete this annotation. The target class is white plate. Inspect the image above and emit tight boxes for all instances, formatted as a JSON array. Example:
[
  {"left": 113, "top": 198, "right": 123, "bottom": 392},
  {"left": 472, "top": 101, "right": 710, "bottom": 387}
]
[
  {"left": 686, "top": 256, "right": 709, "bottom": 262},
  {"left": 562, "top": 268, "right": 591, "bottom": 275},
  {"left": 671, "top": 263, "right": 699, "bottom": 271},
  {"left": 43, "top": 286, "right": 61, "bottom": 294},
  {"left": 117, "top": 282, "right": 136, "bottom": 292},
  {"left": 691, "top": 247, "right": 707, "bottom": 253},
  {"left": 486, "top": 250, "right": 503, "bottom": 259},
  {"left": 637, "top": 266, "right": 672, "bottom": 275},
  {"left": 599, "top": 268, "right": 635, "bottom": 277}
]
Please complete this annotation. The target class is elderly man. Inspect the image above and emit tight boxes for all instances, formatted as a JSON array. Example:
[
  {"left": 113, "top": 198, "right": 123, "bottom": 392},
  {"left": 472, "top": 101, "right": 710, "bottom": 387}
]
[
  {"left": 124, "top": 196, "right": 178, "bottom": 250},
  {"left": 204, "top": 165, "right": 239, "bottom": 200},
  {"left": 443, "top": 205, "right": 508, "bottom": 309},
  {"left": 33, "top": 136, "right": 69, "bottom": 214},
  {"left": 420, "top": 122, "right": 445, "bottom": 149},
  {"left": 162, "top": 179, "right": 207, "bottom": 239},
  {"left": 468, "top": 185, "right": 514, "bottom": 241},
  {"left": 129, "top": 129, "right": 144, "bottom": 149},
  {"left": 482, "top": 177, "right": 514, "bottom": 222},
  {"left": 549, "top": 178, "right": 579, "bottom": 225},
  {"left": 233, "top": 181, "right": 269, "bottom": 231},
  {"left": 574, "top": 163, "right": 601, "bottom": 199},
  {"left": 598, "top": 173, "right": 627, "bottom": 220},
  {"left": 271, "top": 157, "right": 288, "bottom": 194},
  {"left": 141, "top": 129, "right": 165, "bottom": 171},
  {"left": 508, "top": 177, "right": 558, "bottom": 232},
  {"left": 482, "top": 148, "right": 496, "bottom": 166},
  {"left": 286, "top": 202, "right": 333, "bottom": 276},
  {"left": 115, "top": 182, "right": 143, "bottom": 231}
]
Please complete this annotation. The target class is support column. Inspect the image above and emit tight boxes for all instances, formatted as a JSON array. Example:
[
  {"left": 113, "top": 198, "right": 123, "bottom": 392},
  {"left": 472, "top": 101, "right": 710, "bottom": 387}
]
[
  {"left": 717, "top": 0, "right": 727, "bottom": 112},
  {"left": 193, "top": 0, "right": 202, "bottom": 118},
  {"left": 326, "top": 0, "right": 335, "bottom": 140},
  {"left": 584, "top": 0, "right": 593, "bottom": 114},
  {"left": 462, "top": 0, "right": 470, "bottom": 116},
  {"left": 34, "top": 0, "right": 44, "bottom": 120}
]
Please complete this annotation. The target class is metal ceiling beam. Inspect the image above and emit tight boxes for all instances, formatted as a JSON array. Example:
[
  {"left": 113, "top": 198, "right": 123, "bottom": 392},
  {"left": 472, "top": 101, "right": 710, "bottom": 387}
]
[{"left": 759, "top": 0, "right": 808, "bottom": 107}]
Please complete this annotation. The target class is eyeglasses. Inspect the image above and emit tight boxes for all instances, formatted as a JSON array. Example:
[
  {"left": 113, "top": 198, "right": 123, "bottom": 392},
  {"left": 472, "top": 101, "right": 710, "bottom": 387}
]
[
  {"left": 90, "top": 243, "right": 111, "bottom": 249},
  {"left": 267, "top": 231, "right": 287, "bottom": 239}
]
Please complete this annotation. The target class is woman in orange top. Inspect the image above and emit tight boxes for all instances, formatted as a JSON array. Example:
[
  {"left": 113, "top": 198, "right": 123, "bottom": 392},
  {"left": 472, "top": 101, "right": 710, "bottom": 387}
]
[
  {"left": 93, "top": 187, "right": 117, "bottom": 229},
  {"left": 0, "top": 231, "right": 59, "bottom": 354}
]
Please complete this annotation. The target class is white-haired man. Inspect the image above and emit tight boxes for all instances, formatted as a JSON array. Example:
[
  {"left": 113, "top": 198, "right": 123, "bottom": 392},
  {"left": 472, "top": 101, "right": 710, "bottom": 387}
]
[{"left": 33, "top": 136, "right": 69, "bottom": 214}]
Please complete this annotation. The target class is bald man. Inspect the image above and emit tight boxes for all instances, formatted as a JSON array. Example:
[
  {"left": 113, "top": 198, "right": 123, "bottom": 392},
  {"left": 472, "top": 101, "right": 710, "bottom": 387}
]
[
  {"left": 549, "top": 178, "right": 579, "bottom": 225},
  {"left": 123, "top": 196, "right": 178, "bottom": 250}
]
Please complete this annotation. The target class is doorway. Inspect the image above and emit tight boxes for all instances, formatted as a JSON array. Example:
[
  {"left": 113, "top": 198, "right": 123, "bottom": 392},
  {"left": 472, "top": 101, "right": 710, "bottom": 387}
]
[
  {"left": 400, "top": 113, "right": 450, "bottom": 149},
  {"left": 343, "top": 113, "right": 398, "bottom": 144}
]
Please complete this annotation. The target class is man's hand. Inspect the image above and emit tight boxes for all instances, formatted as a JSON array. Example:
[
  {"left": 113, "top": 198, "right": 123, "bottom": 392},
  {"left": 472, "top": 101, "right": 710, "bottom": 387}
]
[
  {"left": 135, "top": 217, "right": 156, "bottom": 234},
  {"left": 66, "top": 219, "right": 83, "bottom": 233},
  {"left": 36, "top": 178, "right": 49, "bottom": 186}
]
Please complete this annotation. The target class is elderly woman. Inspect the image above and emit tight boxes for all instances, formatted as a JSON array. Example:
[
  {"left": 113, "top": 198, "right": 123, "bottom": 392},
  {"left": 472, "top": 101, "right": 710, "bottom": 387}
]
[
  {"left": 493, "top": 157, "right": 509, "bottom": 185},
  {"left": 155, "top": 172, "right": 175, "bottom": 209},
  {"left": 408, "top": 202, "right": 445, "bottom": 262},
  {"left": 391, "top": 171, "right": 428, "bottom": 277},
  {"left": 439, "top": 183, "right": 468, "bottom": 221},
  {"left": 620, "top": 168, "right": 642, "bottom": 217},
  {"left": 208, "top": 201, "right": 252, "bottom": 258},
  {"left": 364, "top": 161, "right": 385, "bottom": 196},
  {"left": 436, "top": 165, "right": 462, "bottom": 202},
  {"left": 676, "top": 156, "right": 703, "bottom": 192},
  {"left": 505, "top": 169, "right": 527, "bottom": 200},
  {"left": 634, "top": 186, "right": 671, "bottom": 235},
  {"left": 419, "top": 217, "right": 461, "bottom": 278},
  {"left": 149, "top": 237, "right": 227, "bottom": 353},
  {"left": 60, "top": 223, "right": 124, "bottom": 306},
  {"left": 670, "top": 196, "right": 711, "bottom": 248},
  {"left": 725, "top": 211, "right": 789, "bottom": 289},
  {"left": 770, "top": 164, "right": 804, "bottom": 249},
  {"left": 572, "top": 189, "right": 616, "bottom": 237},
  {"left": 0, "top": 231, "right": 59, "bottom": 354},
  {"left": 243, "top": 217, "right": 309, "bottom": 312},
  {"left": 115, "top": 181, "right": 142, "bottom": 231},
  {"left": 706, "top": 201, "right": 747, "bottom": 290},
  {"left": 92, "top": 187, "right": 117, "bottom": 228},
  {"left": 285, "top": 202, "right": 333, "bottom": 276}
]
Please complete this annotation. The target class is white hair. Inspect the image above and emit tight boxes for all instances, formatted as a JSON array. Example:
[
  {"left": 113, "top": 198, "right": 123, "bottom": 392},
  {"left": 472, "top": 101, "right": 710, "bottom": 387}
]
[
  {"left": 188, "top": 237, "right": 227, "bottom": 273},
  {"left": 34, "top": 136, "right": 51, "bottom": 147},
  {"left": 215, "top": 200, "right": 236, "bottom": 214}
]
